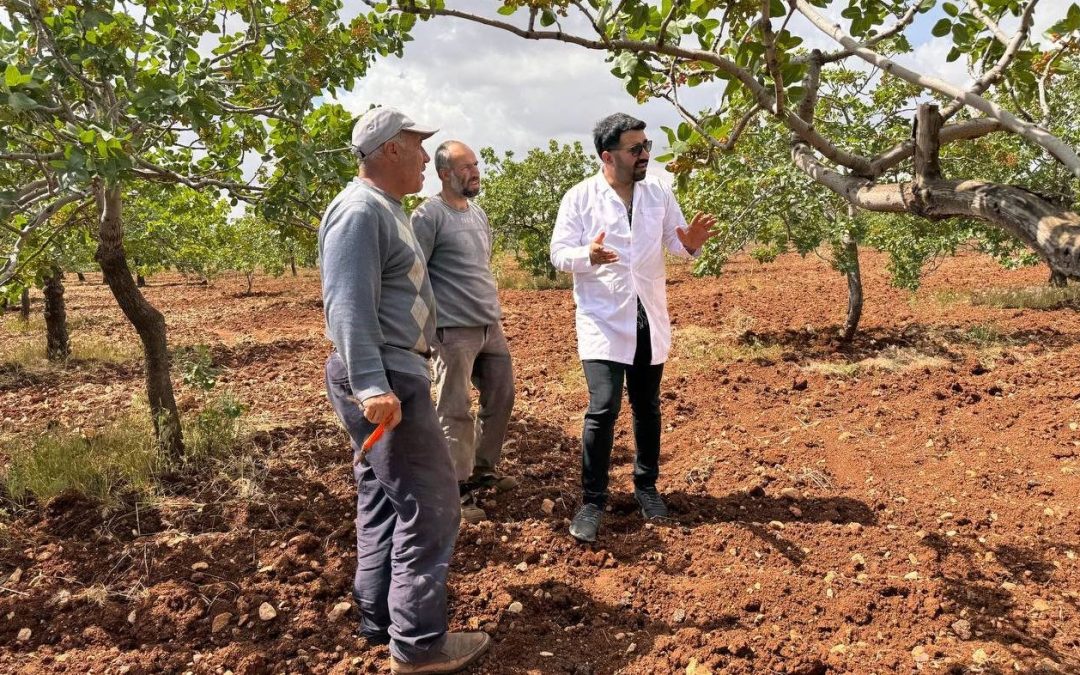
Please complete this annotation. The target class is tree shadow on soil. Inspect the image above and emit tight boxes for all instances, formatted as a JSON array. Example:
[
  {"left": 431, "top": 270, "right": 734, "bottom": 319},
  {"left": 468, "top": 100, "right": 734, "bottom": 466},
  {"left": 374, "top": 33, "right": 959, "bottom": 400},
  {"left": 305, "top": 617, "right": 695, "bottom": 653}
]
[
  {"left": 738, "top": 324, "right": 1080, "bottom": 363},
  {"left": 468, "top": 580, "right": 828, "bottom": 675},
  {"left": 918, "top": 532, "right": 1080, "bottom": 671},
  {"left": 207, "top": 337, "right": 322, "bottom": 369}
]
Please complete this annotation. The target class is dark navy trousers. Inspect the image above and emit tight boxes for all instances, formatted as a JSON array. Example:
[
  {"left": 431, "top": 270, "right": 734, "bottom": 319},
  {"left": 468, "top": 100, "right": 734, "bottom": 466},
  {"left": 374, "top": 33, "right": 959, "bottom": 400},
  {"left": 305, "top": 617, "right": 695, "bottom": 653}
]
[{"left": 325, "top": 353, "right": 460, "bottom": 663}]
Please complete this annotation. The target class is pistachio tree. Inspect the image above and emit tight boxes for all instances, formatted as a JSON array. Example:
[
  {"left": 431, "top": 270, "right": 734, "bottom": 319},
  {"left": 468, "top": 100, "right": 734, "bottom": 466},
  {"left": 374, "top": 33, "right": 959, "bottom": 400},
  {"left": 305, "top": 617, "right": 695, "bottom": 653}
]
[
  {"left": 478, "top": 140, "right": 598, "bottom": 280},
  {"left": 0, "top": 0, "right": 410, "bottom": 457},
  {"left": 374, "top": 0, "right": 1080, "bottom": 286}
]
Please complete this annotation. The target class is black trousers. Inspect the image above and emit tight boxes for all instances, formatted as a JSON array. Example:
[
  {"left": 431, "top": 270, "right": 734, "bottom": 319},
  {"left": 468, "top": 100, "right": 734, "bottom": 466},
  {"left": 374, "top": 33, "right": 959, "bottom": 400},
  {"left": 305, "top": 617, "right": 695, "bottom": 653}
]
[{"left": 580, "top": 300, "right": 663, "bottom": 506}]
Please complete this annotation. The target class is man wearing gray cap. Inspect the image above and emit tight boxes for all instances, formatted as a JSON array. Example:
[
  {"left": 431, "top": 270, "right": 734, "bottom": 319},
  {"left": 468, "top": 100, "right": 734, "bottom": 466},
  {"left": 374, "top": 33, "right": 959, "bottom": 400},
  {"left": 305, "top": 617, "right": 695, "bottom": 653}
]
[{"left": 320, "top": 107, "right": 490, "bottom": 674}]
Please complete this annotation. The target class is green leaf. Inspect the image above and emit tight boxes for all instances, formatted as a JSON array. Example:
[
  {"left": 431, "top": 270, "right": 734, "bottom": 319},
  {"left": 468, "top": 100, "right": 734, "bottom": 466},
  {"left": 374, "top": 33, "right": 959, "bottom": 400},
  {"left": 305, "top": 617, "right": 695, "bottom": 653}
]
[
  {"left": 931, "top": 18, "right": 951, "bottom": 37},
  {"left": 6, "top": 91, "right": 38, "bottom": 111},
  {"left": 4, "top": 63, "right": 22, "bottom": 88},
  {"left": 497, "top": 4, "right": 516, "bottom": 15},
  {"left": 942, "top": 2, "right": 958, "bottom": 17}
]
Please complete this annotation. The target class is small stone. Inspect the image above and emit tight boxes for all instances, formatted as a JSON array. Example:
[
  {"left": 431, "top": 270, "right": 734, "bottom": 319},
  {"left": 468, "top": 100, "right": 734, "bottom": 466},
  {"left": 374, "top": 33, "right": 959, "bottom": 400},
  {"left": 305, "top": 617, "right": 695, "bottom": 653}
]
[
  {"left": 768, "top": 520, "right": 785, "bottom": 530},
  {"left": 127, "top": 610, "right": 137, "bottom": 624},
  {"left": 191, "top": 562, "right": 209, "bottom": 571},
  {"left": 851, "top": 553, "right": 866, "bottom": 569},
  {"left": 788, "top": 506, "right": 802, "bottom": 518},
  {"left": 540, "top": 651, "right": 554, "bottom": 657},
  {"left": 211, "top": 612, "right": 233, "bottom": 634},
  {"left": 7, "top": 568, "right": 23, "bottom": 584},
  {"left": 258, "top": 602, "right": 277, "bottom": 621},
  {"left": 1032, "top": 599, "right": 1051, "bottom": 612},
  {"left": 626, "top": 642, "right": 636, "bottom": 654},
  {"left": 830, "top": 644, "right": 847, "bottom": 655},
  {"left": 16, "top": 628, "right": 31, "bottom": 642},
  {"left": 686, "top": 658, "right": 713, "bottom": 675},
  {"left": 515, "top": 562, "right": 529, "bottom": 572},
  {"left": 328, "top": 601, "right": 352, "bottom": 622},
  {"left": 972, "top": 648, "right": 990, "bottom": 665},
  {"left": 911, "top": 645, "right": 930, "bottom": 664},
  {"left": 951, "top": 619, "right": 972, "bottom": 639},
  {"left": 1001, "top": 581, "right": 1018, "bottom": 591},
  {"left": 672, "top": 608, "right": 686, "bottom": 623},
  {"left": 507, "top": 601, "right": 523, "bottom": 614},
  {"left": 541, "top": 499, "right": 556, "bottom": 516},
  {"left": 904, "top": 571, "right": 920, "bottom": 581},
  {"left": 614, "top": 632, "right": 625, "bottom": 640},
  {"left": 846, "top": 522, "right": 862, "bottom": 533},
  {"left": 779, "top": 487, "right": 801, "bottom": 500}
]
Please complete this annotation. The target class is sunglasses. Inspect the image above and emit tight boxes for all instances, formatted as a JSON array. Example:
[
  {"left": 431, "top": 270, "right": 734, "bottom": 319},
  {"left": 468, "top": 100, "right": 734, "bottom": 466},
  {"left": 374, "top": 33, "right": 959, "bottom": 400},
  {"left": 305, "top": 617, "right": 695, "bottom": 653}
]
[{"left": 613, "top": 139, "right": 652, "bottom": 157}]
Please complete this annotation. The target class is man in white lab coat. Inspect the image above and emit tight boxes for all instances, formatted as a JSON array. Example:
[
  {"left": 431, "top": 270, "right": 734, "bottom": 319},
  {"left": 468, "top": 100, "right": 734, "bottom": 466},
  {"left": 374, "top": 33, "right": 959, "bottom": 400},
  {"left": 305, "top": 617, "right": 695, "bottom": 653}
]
[{"left": 550, "top": 112, "right": 718, "bottom": 543}]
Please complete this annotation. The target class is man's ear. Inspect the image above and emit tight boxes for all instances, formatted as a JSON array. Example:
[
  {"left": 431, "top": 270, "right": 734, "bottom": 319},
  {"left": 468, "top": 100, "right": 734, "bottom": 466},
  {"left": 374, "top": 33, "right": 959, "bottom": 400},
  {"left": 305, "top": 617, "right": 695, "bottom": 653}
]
[{"left": 600, "top": 150, "right": 612, "bottom": 165}]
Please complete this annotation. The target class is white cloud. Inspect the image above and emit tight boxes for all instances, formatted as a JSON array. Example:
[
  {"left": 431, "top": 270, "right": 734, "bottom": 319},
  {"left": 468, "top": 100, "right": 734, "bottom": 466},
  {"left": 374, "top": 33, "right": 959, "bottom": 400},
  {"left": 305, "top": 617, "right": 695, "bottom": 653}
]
[{"left": 330, "top": 12, "right": 711, "bottom": 196}]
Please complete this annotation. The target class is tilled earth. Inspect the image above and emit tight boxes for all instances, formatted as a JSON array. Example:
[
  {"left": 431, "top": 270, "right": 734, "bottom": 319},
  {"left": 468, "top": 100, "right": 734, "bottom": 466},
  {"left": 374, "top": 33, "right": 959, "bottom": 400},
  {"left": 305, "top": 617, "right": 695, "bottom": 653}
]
[{"left": 0, "top": 250, "right": 1078, "bottom": 674}]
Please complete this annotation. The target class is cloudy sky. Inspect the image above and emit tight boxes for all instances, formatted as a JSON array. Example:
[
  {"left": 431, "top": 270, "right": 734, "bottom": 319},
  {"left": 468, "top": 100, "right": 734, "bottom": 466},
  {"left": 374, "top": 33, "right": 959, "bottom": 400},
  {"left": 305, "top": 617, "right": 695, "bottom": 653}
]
[{"left": 329, "top": 2, "right": 1065, "bottom": 195}]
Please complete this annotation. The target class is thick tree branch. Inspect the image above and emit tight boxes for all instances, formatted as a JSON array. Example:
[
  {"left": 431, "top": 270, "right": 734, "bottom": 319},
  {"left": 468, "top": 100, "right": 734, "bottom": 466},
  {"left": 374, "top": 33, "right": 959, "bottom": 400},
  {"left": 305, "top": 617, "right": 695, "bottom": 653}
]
[
  {"left": 792, "top": 140, "right": 1080, "bottom": 276},
  {"left": 869, "top": 118, "right": 1004, "bottom": 176},
  {"left": 795, "top": 0, "right": 1080, "bottom": 177}
]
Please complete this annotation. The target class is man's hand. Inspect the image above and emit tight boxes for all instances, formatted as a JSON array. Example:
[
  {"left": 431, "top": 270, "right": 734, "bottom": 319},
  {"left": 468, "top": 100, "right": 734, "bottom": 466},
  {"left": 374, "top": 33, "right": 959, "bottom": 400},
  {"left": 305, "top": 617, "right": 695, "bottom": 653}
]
[
  {"left": 676, "top": 212, "right": 720, "bottom": 253},
  {"left": 360, "top": 392, "right": 403, "bottom": 429},
  {"left": 589, "top": 231, "right": 619, "bottom": 265}
]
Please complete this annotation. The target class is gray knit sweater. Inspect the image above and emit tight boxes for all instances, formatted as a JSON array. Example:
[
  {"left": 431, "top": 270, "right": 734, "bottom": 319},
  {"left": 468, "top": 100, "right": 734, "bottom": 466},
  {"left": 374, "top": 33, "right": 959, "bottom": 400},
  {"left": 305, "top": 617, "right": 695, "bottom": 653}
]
[{"left": 319, "top": 178, "right": 436, "bottom": 401}]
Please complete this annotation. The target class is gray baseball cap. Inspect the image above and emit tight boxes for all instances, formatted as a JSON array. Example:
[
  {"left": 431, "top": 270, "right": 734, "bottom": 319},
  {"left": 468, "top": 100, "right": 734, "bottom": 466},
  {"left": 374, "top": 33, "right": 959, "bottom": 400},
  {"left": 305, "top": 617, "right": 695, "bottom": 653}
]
[{"left": 351, "top": 107, "right": 438, "bottom": 158}]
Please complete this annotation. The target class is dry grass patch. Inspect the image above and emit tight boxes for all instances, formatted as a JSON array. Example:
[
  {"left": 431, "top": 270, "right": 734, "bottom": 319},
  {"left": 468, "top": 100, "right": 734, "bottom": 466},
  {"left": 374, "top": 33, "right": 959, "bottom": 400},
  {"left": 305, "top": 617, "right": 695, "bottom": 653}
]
[
  {"left": 971, "top": 285, "right": 1080, "bottom": 310},
  {"left": 670, "top": 321, "right": 783, "bottom": 375},
  {"left": 2, "top": 413, "right": 160, "bottom": 507},
  {"left": 805, "top": 346, "right": 949, "bottom": 379},
  {"left": 0, "top": 314, "right": 140, "bottom": 367}
]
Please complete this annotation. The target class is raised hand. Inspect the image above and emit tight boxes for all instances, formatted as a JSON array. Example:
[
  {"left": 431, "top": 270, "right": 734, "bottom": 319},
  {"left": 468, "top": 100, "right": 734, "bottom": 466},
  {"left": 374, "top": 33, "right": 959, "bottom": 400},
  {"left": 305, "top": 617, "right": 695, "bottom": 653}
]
[
  {"left": 676, "top": 212, "right": 720, "bottom": 253},
  {"left": 589, "top": 231, "right": 619, "bottom": 265}
]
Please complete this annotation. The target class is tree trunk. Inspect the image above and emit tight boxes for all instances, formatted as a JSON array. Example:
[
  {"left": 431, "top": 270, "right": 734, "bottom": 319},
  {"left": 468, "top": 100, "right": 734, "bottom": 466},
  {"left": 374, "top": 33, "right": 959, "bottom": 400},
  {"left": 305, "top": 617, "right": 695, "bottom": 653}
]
[
  {"left": 94, "top": 184, "right": 184, "bottom": 460},
  {"left": 43, "top": 266, "right": 70, "bottom": 362},
  {"left": 1049, "top": 269, "right": 1068, "bottom": 287},
  {"left": 289, "top": 254, "right": 297, "bottom": 277},
  {"left": 245, "top": 271, "right": 253, "bottom": 295},
  {"left": 19, "top": 287, "right": 30, "bottom": 322},
  {"left": 839, "top": 230, "right": 863, "bottom": 343},
  {"left": 76, "top": 271, "right": 86, "bottom": 282},
  {"left": 136, "top": 272, "right": 146, "bottom": 287}
]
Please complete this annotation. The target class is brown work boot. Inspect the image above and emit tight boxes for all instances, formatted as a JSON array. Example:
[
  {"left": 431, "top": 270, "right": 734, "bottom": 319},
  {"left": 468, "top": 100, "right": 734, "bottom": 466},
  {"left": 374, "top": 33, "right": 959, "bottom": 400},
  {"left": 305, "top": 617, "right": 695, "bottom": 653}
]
[
  {"left": 469, "top": 471, "right": 519, "bottom": 493},
  {"left": 460, "top": 491, "right": 486, "bottom": 524},
  {"left": 389, "top": 631, "right": 491, "bottom": 674}
]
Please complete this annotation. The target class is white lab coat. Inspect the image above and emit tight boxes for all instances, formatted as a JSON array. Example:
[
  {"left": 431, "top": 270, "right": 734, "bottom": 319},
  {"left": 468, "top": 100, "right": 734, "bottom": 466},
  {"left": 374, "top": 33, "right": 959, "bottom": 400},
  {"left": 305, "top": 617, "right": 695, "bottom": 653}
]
[{"left": 550, "top": 172, "right": 696, "bottom": 365}]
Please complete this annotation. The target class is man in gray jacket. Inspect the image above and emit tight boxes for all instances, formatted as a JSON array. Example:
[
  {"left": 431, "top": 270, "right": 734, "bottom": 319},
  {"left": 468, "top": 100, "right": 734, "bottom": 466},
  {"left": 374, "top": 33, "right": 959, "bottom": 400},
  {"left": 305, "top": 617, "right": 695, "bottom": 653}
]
[
  {"left": 320, "top": 108, "right": 489, "bottom": 674},
  {"left": 413, "top": 141, "right": 517, "bottom": 525}
]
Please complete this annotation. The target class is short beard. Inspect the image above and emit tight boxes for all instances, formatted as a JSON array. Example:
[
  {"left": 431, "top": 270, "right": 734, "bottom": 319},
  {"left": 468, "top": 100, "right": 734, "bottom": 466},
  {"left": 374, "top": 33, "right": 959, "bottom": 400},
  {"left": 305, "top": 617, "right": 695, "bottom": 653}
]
[{"left": 451, "top": 174, "right": 479, "bottom": 199}]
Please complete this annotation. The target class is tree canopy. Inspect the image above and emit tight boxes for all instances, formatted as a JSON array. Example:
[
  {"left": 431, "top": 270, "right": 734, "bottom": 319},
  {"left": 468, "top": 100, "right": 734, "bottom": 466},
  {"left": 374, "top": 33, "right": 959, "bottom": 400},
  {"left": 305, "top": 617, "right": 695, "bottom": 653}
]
[{"left": 375, "top": 0, "right": 1080, "bottom": 279}]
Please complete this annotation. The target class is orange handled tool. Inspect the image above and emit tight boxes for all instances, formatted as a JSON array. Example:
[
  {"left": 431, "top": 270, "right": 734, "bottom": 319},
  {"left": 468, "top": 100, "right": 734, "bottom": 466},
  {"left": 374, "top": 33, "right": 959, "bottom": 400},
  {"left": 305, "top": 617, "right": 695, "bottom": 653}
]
[{"left": 354, "top": 420, "right": 388, "bottom": 466}]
